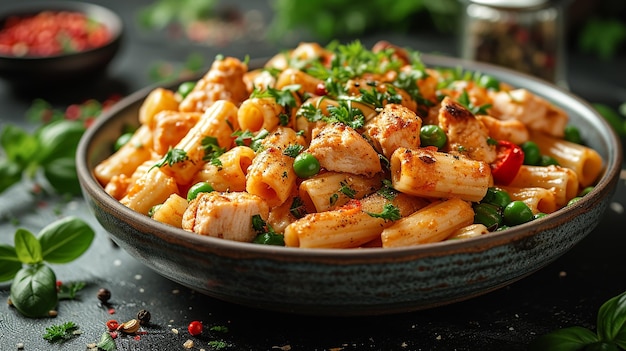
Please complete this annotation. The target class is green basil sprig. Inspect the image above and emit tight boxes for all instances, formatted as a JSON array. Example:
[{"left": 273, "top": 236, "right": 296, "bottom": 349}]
[
  {"left": 0, "top": 119, "right": 86, "bottom": 196},
  {"left": 530, "top": 291, "right": 626, "bottom": 350},
  {"left": 0, "top": 216, "right": 94, "bottom": 318}
]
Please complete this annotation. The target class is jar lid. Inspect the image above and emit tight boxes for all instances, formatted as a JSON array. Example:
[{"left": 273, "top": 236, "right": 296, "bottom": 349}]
[{"left": 466, "top": 0, "right": 552, "bottom": 10}]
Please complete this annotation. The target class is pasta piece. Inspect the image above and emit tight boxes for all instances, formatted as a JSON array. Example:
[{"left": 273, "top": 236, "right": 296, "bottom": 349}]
[
  {"left": 179, "top": 56, "right": 249, "bottom": 112},
  {"left": 307, "top": 123, "right": 382, "bottom": 177},
  {"left": 159, "top": 100, "right": 239, "bottom": 186},
  {"left": 299, "top": 172, "right": 383, "bottom": 213},
  {"left": 94, "top": 125, "right": 154, "bottom": 186},
  {"left": 275, "top": 68, "right": 323, "bottom": 96},
  {"left": 267, "top": 196, "right": 299, "bottom": 234},
  {"left": 246, "top": 127, "right": 304, "bottom": 207},
  {"left": 152, "top": 193, "right": 189, "bottom": 228},
  {"left": 530, "top": 131, "right": 603, "bottom": 187},
  {"left": 476, "top": 115, "right": 530, "bottom": 145},
  {"left": 439, "top": 96, "right": 496, "bottom": 163},
  {"left": 152, "top": 111, "right": 202, "bottom": 155},
  {"left": 138, "top": 88, "right": 179, "bottom": 129},
  {"left": 489, "top": 89, "right": 568, "bottom": 138},
  {"left": 237, "top": 97, "right": 285, "bottom": 133},
  {"left": 192, "top": 146, "right": 255, "bottom": 192},
  {"left": 501, "top": 186, "right": 557, "bottom": 214},
  {"left": 244, "top": 68, "right": 276, "bottom": 92},
  {"left": 103, "top": 174, "right": 130, "bottom": 200},
  {"left": 447, "top": 223, "right": 489, "bottom": 240},
  {"left": 120, "top": 167, "right": 179, "bottom": 215},
  {"left": 284, "top": 192, "right": 427, "bottom": 249},
  {"left": 381, "top": 198, "right": 474, "bottom": 248},
  {"left": 365, "top": 103, "right": 422, "bottom": 159},
  {"left": 508, "top": 165, "right": 579, "bottom": 207},
  {"left": 182, "top": 191, "right": 269, "bottom": 242},
  {"left": 390, "top": 147, "right": 491, "bottom": 202}
]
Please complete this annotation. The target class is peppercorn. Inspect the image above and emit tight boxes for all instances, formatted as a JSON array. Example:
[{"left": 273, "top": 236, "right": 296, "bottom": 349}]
[
  {"left": 137, "top": 309, "right": 151, "bottom": 325},
  {"left": 97, "top": 288, "right": 111, "bottom": 304}
]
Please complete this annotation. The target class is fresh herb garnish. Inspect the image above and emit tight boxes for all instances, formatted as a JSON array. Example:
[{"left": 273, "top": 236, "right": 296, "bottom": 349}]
[
  {"left": 326, "top": 100, "right": 366, "bottom": 129},
  {"left": 96, "top": 331, "right": 117, "bottom": 351},
  {"left": 251, "top": 215, "right": 285, "bottom": 246},
  {"left": 57, "top": 281, "right": 86, "bottom": 300},
  {"left": 289, "top": 197, "right": 307, "bottom": 219},
  {"left": 43, "top": 321, "right": 79, "bottom": 342},
  {"left": 530, "top": 290, "right": 626, "bottom": 350},
  {"left": 356, "top": 84, "right": 403, "bottom": 110},
  {"left": 377, "top": 179, "right": 398, "bottom": 201},
  {"left": 1, "top": 217, "right": 94, "bottom": 317},
  {"left": 458, "top": 90, "right": 492, "bottom": 115},
  {"left": 201, "top": 136, "right": 227, "bottom": 162},
  {"left": 365, "top": 203, "right": 401, "bottom": 221},
  {"left": 283, "top": 144, "right": 304, "bottom": 158},
  {"left": 151, "top": 147, "right": 190, "bottom": 170}
]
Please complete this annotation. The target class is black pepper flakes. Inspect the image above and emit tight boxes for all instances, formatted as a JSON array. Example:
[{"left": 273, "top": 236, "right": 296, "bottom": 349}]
[
  {"left": 97, "top": 288, "right": 111, "bottom": 304},
  {"left": 137, "top": 309, "right": 151, "bottom": 325}
]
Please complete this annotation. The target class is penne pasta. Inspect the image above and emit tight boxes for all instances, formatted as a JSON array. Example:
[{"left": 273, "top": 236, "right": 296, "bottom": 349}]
[
  {"left": 381, "top": 198, "right": 474, "bottom": 248},
  {"left": 390, "top": 147, "right": 492, "bottom": 202},
  {"left": 508, "top": 165, "right": 579, "bottom": 207},
  {"left": 192, "top": 146, "right": 255, "bottom": 192},
  {"left": 501, "top": 186, "right": 557, "bottom": 214},
  {"left": 530, "top": 131, "right": 603, "bottom": 187},
  {"left": 152, "top": 193, "right": 189, "bottom": 228},
  {"left": 298, "top": 172, "right": 383, "bottom": 213},
  {"left": 120, "top": 167, "right": 179, "bottom": 215},
  {"left": 138, "top": 88, "right": 179, "bottom": 129}
]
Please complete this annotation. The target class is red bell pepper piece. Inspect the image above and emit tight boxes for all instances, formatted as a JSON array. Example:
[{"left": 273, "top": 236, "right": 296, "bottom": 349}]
[{"left": 491, "top": 140, "right": 524, "bottom": 185}]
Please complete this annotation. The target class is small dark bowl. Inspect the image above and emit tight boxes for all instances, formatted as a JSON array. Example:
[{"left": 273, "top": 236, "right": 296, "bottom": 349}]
[
  {"left": 77, "top": 55, "right": 622, "bottom": 316},
  {"left": 0, "top": 1, "right": 123, "bottom": 89}
]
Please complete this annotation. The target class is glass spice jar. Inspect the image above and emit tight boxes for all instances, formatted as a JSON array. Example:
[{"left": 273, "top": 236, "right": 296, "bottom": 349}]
[{"left": 459, "top": 0, "right": 567, "bottom": 86}]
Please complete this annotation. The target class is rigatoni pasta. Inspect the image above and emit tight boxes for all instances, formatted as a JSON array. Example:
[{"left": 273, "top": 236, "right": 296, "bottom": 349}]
[{"left": 93, "top": 40, "right": 606, "bottom": 249}]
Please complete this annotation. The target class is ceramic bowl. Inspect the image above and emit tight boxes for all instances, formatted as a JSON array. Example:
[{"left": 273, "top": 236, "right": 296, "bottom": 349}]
[
  {"left": 76, "top": 54, "right": 623, "bottom": 316},
  {"left": 0, "top": 1, "right": 123, "bottom": 89}
]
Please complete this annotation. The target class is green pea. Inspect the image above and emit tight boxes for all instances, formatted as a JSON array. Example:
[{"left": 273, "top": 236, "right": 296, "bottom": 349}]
[
  {"left": 187, "top": 181, "right": 214, "bottom": 201},
  {"left": 567, "top": 197, "right": 583, "bottom": 206},
  {"left": 473, "top": 203, "right": 503, "bottom": 231},
  {"left": 520, "top": 141, "right": 541, "bottom": 166},
  {"left": 481, "top": 187, "right": 511, "bottom": 209},
  {"left": 579, "top": 186, "right": 594, "bottom": 196},
  {"left": 420, "top": 125, "right": 447, "bottom": 149},
  {"left": 114, "top": 132, "right": 133, "bottom": 152},
  {"left": 293, "top": 152, "right": 320, "bottom": 178},
  {"left": 503, "top": 201, "right": 534, "bottom": 226},
  {"left": 539, "top": 155, "right": 559, "bottom": 166},
  {"left": 479, "top": 74, "right": 500, "bottom": 91},
  {"left": 177, "top": 81, "right": 196, "bottom": 98},
  {"left": 564, "top": 125, "right": 583, "bottom": 144}
]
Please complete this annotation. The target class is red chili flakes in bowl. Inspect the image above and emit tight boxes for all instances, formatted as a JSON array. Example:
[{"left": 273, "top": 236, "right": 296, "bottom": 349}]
[{"left": 0, "top": 11, "right": 111, "bottom": 57}]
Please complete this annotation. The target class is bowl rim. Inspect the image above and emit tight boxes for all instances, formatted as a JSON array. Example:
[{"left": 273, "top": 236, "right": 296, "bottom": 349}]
[
  {"left": 0, "top": 1, "right": 123, "bottom": 60},
  {"left": 76, "top": 53, "right": 624, "bottom": 261}
]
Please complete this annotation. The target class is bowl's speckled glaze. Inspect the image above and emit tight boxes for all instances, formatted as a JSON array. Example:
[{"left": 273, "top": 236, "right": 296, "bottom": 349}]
[
  {"left": 77, "top": 55, "right": 622, "bottom": 315},
  {"left": 0, "top": 1, "right": 123, "bottom": 88}
]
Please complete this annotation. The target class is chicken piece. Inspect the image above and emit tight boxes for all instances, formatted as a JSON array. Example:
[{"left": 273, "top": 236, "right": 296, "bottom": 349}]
[
  {"left": 182, "top": 192, "right": 269, "bottom": 242},
  {"left": 179, "top": 56, "right": 249, "bottom": 112},
  {"left": 307, "top": 123, "right": 382, "bottom": 177},
  {"left": 439, "top": 97, "right": 497, "bottom": 163},
  {"left": 488, "top": 89, "right": 568, "bottom": 138},
  {"left": 152, "top": 111, "right": 201, "bottom": 155},
  {"left": 365, "top": 104, "right": 422, "bottom": 159},
  {"left": 476, "top": 115, "right": 530, "bottom": 145}
]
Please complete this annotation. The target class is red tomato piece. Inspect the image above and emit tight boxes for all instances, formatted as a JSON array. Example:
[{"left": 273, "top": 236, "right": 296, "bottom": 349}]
[
  {"left": 491, "top": 140, "right": 524, "bottom": 185},
  {"left": 188, "top": 320, "right": 203, "bottom": 336}
]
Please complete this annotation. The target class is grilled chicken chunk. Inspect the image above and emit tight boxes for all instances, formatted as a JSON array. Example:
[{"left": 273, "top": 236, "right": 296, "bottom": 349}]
[
  {"left": 307, "top": 123, "right": 382, "bottom": 177},
  {"left": 439, "top": 97, "right": 497, "bottom": 163},
  {"left": 365, "top": 104, "right": 422, "bottom": 159},
  {"left": 182, "top": 192, "right": 269, "bottom": 242}
]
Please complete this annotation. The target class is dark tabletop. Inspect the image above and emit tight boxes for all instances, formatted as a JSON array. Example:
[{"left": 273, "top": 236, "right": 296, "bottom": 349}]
[{"left": 1, "top": 1, "right": 626, "bottom": 350}]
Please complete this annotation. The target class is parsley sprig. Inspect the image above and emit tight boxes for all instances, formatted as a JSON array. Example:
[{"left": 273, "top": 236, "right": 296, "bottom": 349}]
[
  {"left": 251, "top": 215, "right": 285, "bottom": 246},
  {"left": 365, "top": 203, "right": 401, "bottom": 221},
  {"left": 43, "top": 321, "right": 79, "bottom": 342},
  {"left": 151, "top": 147, "right": 190, "bottom": 170}
]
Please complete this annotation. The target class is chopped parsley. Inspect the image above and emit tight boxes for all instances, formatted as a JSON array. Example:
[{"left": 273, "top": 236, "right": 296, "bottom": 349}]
[
  {"left": 458, "top": 90, "right": 492, "bottom": 115},
  {"left": 366, "top": 203, "right": 401, "bottom": 221},
  {"left": 151, "top": 147, "right": 190, "bottom": 170},
  {"left": 326, "top": 100, "right": 366, "bottom": 129},
  {"left": 283, "top": 144, "right": 304, "bottom": 158},
  {"left": 42, "top": 321, "right": 79, "bottom": 342},
  {"left": 289, "top": 197, "right": 307, "bottom": 219},
  {"left": 377, "top": 179, "right": 398, "bottom": 201},
  {"left": 201, "top": 136, "right": 227, "bottom": 162},
  {"left": 250, "top": 85, "right": 301, "bottom": 110},
  {"left": 251, "top": 215, "right": 285, "bottom": 246},
  {"left": 356, "top": 84, "right": 403, "bottom": 110},
  {"left": 232, "top": 129, "right": 269, "bottom": 151}
]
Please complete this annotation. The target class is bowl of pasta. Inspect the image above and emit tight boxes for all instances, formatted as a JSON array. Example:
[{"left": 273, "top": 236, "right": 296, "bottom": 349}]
[{"left": 77, "top": 41, "right": 622, "bottom": 315}]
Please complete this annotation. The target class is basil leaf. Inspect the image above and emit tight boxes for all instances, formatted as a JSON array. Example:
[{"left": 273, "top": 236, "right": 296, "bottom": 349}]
[
  {"left": 38, "top": 217, "right": 95, "bottom": 264},
  {"left": 0, "top": 125, "right": 39, "bottom": 168},
  {"left": 597, "top": 291, "right": 626, "bottom": 346},
  {"left": 35, "top": 120, "right": 85, "bottom": 165},
  {"left": 42, "top": 157, "right": 81, "bottom": 196},
  {"left": 14, "top": 229, "right": 43, "bottom": 264},
  {"left": 10, "top": 264, "right": 58, "bottom": 318},
  {"left": 0, "top": 159, "right": 23, "bottom": 194},
  {"left": 0, "top": 245, "right": 22, "bottom": 282},
  {"left": 529, "top": 326, "right": 598, "bottom": 351}
]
